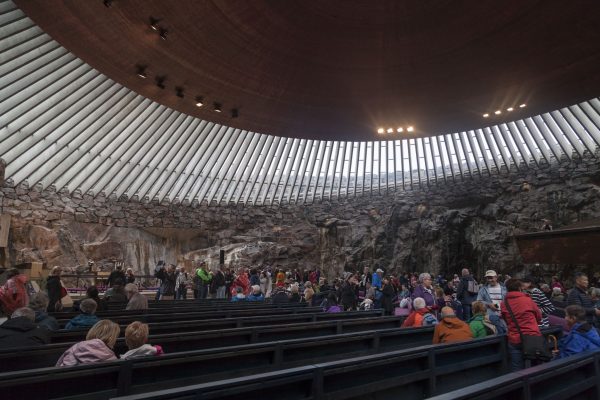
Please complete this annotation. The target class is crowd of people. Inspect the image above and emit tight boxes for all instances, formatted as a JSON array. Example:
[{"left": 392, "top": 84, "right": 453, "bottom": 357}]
[{"left": 1, "top": 263, "right": 600, "bottom": 373}]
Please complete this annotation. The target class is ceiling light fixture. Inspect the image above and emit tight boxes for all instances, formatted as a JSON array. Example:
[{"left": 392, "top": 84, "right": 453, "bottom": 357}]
[
  {"left": 519, "top": 103, "right": 526, "bottom": 108},
  {"left": 213, "top": 102, "right": 222, "bottom": 112},
  {"left": 195, "top": 96, "right": 204, "bottom": 107},
  {"left": 231, "top": 109, "right": 239, "bottom": 118},
  {"left": 155, "top": 75, "right": 166, "bottom": 89},
  {"left": 159, "top": 28, "right": 168, "bottom": 40},
  {"left": 149, "top": 17, "right": 160, "bottom": 31},
  {"left": 135, "top": 65, "right": 147, "bottom": 79},
  {"left": 397, "top": 127, "right": 404, "bottom": 133},
  {"left": 507, "top": 107, "right": 514, "bottom": 112},
  {"left": 494, "top": 110, "right": 501, "bottom": 115},
  {"left": 483, "top": 113, "right": 489, "bottom": 118},
  {"left": 387, "top": 128, "right": 394, "bottom": 134},
  {"left": 377, "top": 128, "right": 384, "bottom": 134},
  {"left": 175, "top": 87, "right": 184, "bottom": 98},
  {"left": 407, "top": 126, "right": 414, "bottom": 132}
]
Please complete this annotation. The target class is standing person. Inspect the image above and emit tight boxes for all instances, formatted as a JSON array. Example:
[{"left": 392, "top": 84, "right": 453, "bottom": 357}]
[
  {"left": 456, "top": 268, "right": 479, "bottom": 321},
  {"left": 275, "top": 269, "right": 286, "bottom": 288},
  {"left": 231, "top": 268, "right": 250, "bottom": 297},
  {"left": 501, "top": 278, "right": 542, "bottom": 372},
  {"left": 339, "top": 276, "right": 358, "bottom": 311},
  {"left": 107, "top": 264, "right": 126, "bottom": 288},
  {"left": 567, "top": 272, "right": 600, "bottom": 326},
  {"left": 125, "top": 268, "right": 136, "bottom": 285},
  {"left": 379, "top": 278, "right": 396, "bottom": 316},
  {"left": 303, "top": 281, "right": 315, "bottom": 304},
  {"left": 259, "top": 271, "right": 268, "bottom": 297},
  {"left": 372, "top": 268, "right": 383, "bottom": 290},
  {"left": 521, "top": 276, "right": 555, "bottom": 328},
  {"left": 249, "top": 268, "right": 260, "bottom": 287},
  {"left": 175, "top": 267, "right": 189, "bottom": 300},
  {"left": 477, "top": 270, "right": 506, "bottom": 317},
  {"left": 212, "top": 267, "right": 226, "bottom": 299},
  {"left": 46, "top": 266, "right": 63, "bottom": 312},
  {"left": 224, "top": 268, "right": 234, "bottom": 300},
  {"left": 411, "top": 273, "right": 436, "bottom": 307},
  {"left": 155, "top": 264, "right": 176, "bottom": 300},
  {"left": 196, "top": 262, "right": 212, "bottom": 299},
  {"left": 0, "top": 268, "right": 29, "bottom": 316}
]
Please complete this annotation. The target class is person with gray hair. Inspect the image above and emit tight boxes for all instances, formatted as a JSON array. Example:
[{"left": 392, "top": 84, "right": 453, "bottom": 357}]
[
  {"left": 401, "top": 297, "right": 438, "bottom": 328},
  {"left": 0, "top": 307, "right": 51, "bottom": 349},
  {"left": 29, "top": 292, "right": 59, "bottom": 331},
  {"left": 65, "top": 299, "right": 99, "bottom": 330},
  {"left": 411, "top": 272, "right": 436, "bottom": 307},
  {"left": 125, "top": 283, "right": 148, "bottom": 310}
]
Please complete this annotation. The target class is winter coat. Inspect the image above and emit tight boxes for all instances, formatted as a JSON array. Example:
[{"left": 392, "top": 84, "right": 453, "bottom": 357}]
[
  {"left": 380, "top": 284, "right": 395, "bottom": 315},
  {"left": 0, "top": 274, "right": 29, "bottom": 315},
  {"left": 371, "top": 273, "right": 382, "bottom": 289},
  {"left": 35, "top": 311, "right": 60, "bottom": 331},
  {"left": 432, "top": 316, "right": 474, "bottom": 344},
  {"left": 231, "top": 294, "right": 246, "bottom": 302},
  {"left": 155, "top": 269, "right": 176, "bottom": 296},
  {"left": 468, "top": 314, "right": 488, "bottom": 338},
  {"left": 246, "top": 293, "right": 265, "bottom": 302},
  {"left": 107, "top": 270, "right": 126, "bottom": 287},
  {"left": 197, "top": 269, "right": 212, "bottom": 284},
  {"left": 56, "top": 338, "right": 117, "bottom": 367},
  {"left": 65, "top": 314, "right": 100, "bottom": 330},
  {"left": 558, "top": 322, "right": 600, "bottom": 358},
  {"left": 411, "top": 285, "right": 436, "bottom": 307},
  {"left": 402, "top": 308, "right": 438, "bottom": 328},
  {"left": 46, "top": 276, "right": 62, "bottom": 312},
  {"left": 567, "top": 286, "right": 597, "bottom": 325},
  {"left": 126, "top": 293, "right": 148, "bottom": 310},
  {"left": 121, "top": 344, "right": 164, "bottom": 360},
  {"left": 501, "top": 291, "right": 542, "bottom": 345},
  {"left": 339, "top": 283, "right": 357, "bottom": 308},
  {"left": 0, "top": 317, "right": 51, "bottom": 350}
]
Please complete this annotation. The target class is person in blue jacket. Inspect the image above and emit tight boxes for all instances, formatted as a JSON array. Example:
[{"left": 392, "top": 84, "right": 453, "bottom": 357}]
[
  {"left": 246, "top": 285, "right": 265, "bottom": 302},
  {"left": 65, "top": 299, "right": 100, "bottom": 330},
  {"left": 558, "top": 305, "right": 600, "bottom": 358}
]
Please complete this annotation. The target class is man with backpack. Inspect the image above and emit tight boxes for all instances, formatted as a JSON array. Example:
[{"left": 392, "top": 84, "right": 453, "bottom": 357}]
[{"left": 457, "top": 268, "right": 479, "bottom": 321}]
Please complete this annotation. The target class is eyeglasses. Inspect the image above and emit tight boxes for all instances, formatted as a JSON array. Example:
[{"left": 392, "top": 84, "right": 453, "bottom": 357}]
[{"left": 486, "top": 277, "right": 495, "bottom": 280}]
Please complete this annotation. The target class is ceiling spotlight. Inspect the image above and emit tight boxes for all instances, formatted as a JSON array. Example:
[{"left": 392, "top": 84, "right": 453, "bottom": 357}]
[
  {"left": 407, "top": 126, "right": 414, "bottom": 132},
  {"left": 135, "top": 65, "right": 147, "bottom": 79},
  {"left": 231, "top": 109, "right": 239, "bottom": 118},
  {"left": 519, "top": 103, "right": 526, "bottom": 108},
  {"left": 155, "top": 75, "right": 166, "bottom": 89},
  {"left": 175, "top": 87, "right": 184, "bottom": 98},
  {"left": 494, "top": 110, "right": 501, "bottom": 115},
  {"left": 377, "top": 128, "right": 384, "bottom": 134},
  {"left": 103, "top": 0, "right": 112, "bottom": 7},
  {"left": 387, "top": 128, "right": 394, "bottom": 134},
  {"left": 397, "top": 127, "right": 404, "bottom": 133},
  {"left": 195, "top": 96, "right": 204, "bottom": 107},
  {"left": 483, "top": 113, "right": 489, "bottom": 118},
  {"left": 213, "top": 102, "right": 222, "bottom": 112},
  {"left": 149, "top": 17, "right": 160, "bottom": 31},
  {"left": 159, "top": 28, "right": 168, "bottom": 40},
  {"left": 507, "top": 107, "right": 514, "bottom": 112}
]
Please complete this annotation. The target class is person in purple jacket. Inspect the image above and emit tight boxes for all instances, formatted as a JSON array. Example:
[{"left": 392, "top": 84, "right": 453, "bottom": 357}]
[{"left": 412, "top": 273, "right": 436, "bottom": 308}]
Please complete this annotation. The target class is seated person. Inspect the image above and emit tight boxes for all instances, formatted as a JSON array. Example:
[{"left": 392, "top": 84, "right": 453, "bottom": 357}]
[
  {"left": 246, "top": 285, "right": 265, "bottom": 302},
  {"left": 231, "top": 287, "right": 246, "bottom": 302},
  {"left": 469, "top": 301, "right": 496, "bottom": 338},
  {"left": 433, "top": 306, "right": 473, "bottom": 344},
  {"left": 125, "top": 283, "right": 148, "bottom": 310},
  {"left": 551, "top": 287, "right": 565, "bottom": 302},
  {"left": 289, "top": 284, "right": 301, "bottom": 303},
  {"left": 322, "top": 293, "right": 342, "bottom": 313},
  {"left": 75, "top": 286, "right": 107, "bottom": 312},
  {"left": 401, "top": 297, "right": 438, "bottom": 328},
  {"left": 271, "top": 287, "right": 290, "bottom": 304},
  {"left": 104, "top": 279, "right": 128, "bottom": 304},
  {"left": 29, "top": 292, "right": 60, "bottom": 331},
  {"left": 121, "top": 321, "right": 163, "bottom": 359},
  {"left": 558, "top": 305, "right": 600, "bottom": 358},
  {"left": 359, "top": 295, "right": 374, "bottom": 311},
  {"left": 56, "top": 320, "right": 120, "bottom": 366},
  {"left": 0, "top": 307, "right": 51, "bottom": 349},
  {"left": 65, "top": 299, "right": 100, "bottom": 330}
]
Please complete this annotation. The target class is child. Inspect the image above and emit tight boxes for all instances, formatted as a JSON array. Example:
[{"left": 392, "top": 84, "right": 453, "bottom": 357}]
[{"left": 120, "top": 321, "right": 163, "bottom": 360}]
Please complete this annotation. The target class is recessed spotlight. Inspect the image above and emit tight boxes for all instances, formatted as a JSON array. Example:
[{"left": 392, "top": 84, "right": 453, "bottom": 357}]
[
  {"left": 407, "top": 126, "right": 414, "bottom": 132},
  {"left": 387, "top": 128, "right": 394, "bottom": 134},
  {"left": 149, "top": 17, "right": 160, "bottom": 31},
  {"left": 159, "top": 28, "right": 168, "bottom": 40},
  {"left": 507, "top": 107, "right": 514, "bottom": 112},
  {"left": 483, "top": 113, "right": 489, "bottom": 118},
  {"left": 213, "top": 102, "right": 222, "bottom": 112},
  {"left": 519, "top": 103, "right": 526, "bottom": 108},
  {"left": 155, "top": 75, "right": 166, "bottom": 89},
  {"left": 397, "top": 127, "right": 404, "bottom": 133},
  {"left": 195, "top": 96, "right": 204, "bottom": 107},
  {"left": 231, "top": 109, "right": 239, "bottom": 118},
  {"left": 494, "top": 110, "right": 501, "bottom": 115},
  {"left": 175, "top": 87, "right": 184, "bottom": 98},
  {"left": 377, "top": 128, "right": 384, "bottom": 134},
  {"left": 135, "top": 65, "right": 147, "bottom": 79}
]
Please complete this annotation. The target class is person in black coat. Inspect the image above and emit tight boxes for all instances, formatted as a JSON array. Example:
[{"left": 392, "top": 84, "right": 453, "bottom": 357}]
[
  {"left": 46, "top": 266, "right": 63, "bottom": 312},
  {"left": 379, "top": 278, "right": 396, "bottom": 316},
  {"left": 107, "top": 265, "right": 126, "bottom": 288},
  {"left": 0, "top": 307, "right": 51, "bottom": 350},
  {"left": 339, "top": 279, "right": 358, "bottom": 311}
]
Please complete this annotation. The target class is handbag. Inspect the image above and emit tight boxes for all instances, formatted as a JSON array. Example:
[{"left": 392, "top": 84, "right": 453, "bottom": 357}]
[{"left": 504, "top": 298, "right": 552, "bottom": 361}]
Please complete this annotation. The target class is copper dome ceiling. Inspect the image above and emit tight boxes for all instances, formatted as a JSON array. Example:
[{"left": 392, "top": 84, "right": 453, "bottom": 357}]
[{"left": 13, "top": 0, "right": 600, "bottom": 140}]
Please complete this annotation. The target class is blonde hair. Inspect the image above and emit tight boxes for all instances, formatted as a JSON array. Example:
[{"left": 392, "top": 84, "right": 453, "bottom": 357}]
[
  {"left": 51, "top": 266, "right": 62, "bottom": 276},
  {"left": 125, "top": 321, "right": 149, "bottom": 349},
  {"left": 471, "top": 301, "right": 486, "bottom": 315},
  {"left": 86, "top": 320, "right": 120, "bottom": 349}
]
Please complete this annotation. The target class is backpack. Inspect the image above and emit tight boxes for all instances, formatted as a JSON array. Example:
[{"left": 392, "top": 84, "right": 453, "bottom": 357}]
[
  {"left": 483, "top": 314, "right": 498, "bottom": 335},
  {"left": 422, "top": 312, "right": 438, "bottom": 326},
  {"left": 467, "top": 279, "right": 480, "bottom": 295}
]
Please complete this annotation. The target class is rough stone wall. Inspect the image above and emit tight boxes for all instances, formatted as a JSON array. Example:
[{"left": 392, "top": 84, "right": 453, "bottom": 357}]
[{"left": 1, "top": 152, "right": 599, "bottom": 280}]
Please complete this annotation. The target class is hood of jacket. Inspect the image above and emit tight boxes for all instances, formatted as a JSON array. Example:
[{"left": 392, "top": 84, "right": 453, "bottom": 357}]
[
  {"left": 440, "top": 316, "right": 467, "bottom": 329},
  {"left": 573, "top": 323, "right": 600, "bottom": 346},
  {"left": 56, "top": 338, "right": 116, "bottom": 367}
]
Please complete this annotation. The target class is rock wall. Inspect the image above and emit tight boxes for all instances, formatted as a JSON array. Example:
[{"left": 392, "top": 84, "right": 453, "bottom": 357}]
[{"left": 1, "top": 152, "right": 600, "bottom": 280}]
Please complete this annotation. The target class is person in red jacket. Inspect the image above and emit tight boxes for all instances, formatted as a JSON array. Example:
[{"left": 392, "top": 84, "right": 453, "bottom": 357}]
[{"left": 501, "top": 278, "right": 542, "bottom": 371}]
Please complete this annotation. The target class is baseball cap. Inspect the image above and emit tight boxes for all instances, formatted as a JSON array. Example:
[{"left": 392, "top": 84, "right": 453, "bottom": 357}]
[
  {"left": 485, "top": 270, "right": 497, "bottom": 277},
  {"left": 376, "top": 268, "right": 383, "bottom": 273}
]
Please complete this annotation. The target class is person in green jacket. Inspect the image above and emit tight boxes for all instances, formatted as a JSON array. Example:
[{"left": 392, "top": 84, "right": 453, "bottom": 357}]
[
  {"left": 469, "top": 301, "right": 490, "bottom": 338},
  {"left": 196, "top": 262, "right": 212, "bottom": 299}
]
